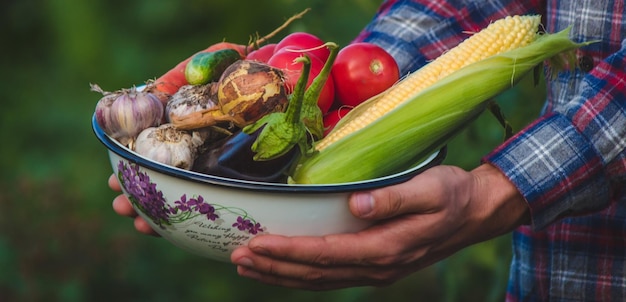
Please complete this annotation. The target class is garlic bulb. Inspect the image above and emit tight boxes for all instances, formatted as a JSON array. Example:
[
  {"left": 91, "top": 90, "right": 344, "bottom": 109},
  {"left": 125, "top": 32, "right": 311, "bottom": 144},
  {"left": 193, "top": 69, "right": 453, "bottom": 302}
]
[
  {"left": 134, "top": 124, "right": 209, "bottom": 170},
  {"left": 165, "top": 83, "right": 218, "bottom": 123},
  {"left": 92, "top": 84, "right": 164, "bottom": 147}
]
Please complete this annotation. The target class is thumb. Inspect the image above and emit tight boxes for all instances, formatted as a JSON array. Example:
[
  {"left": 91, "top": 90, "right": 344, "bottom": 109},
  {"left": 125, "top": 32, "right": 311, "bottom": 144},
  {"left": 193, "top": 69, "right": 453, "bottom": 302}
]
[
  {"left": 348, "top": 166, "right": 463, "bottom": 220},
  {"left": 348, "top": 181, "right": 423, "bottom": 220}
]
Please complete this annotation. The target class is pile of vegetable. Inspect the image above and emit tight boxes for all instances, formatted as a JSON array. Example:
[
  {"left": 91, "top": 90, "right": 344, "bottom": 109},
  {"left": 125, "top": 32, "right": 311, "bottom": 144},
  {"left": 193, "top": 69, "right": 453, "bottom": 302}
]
[{"left": 93, "top": 12, "right": 592, "bottom": 185}]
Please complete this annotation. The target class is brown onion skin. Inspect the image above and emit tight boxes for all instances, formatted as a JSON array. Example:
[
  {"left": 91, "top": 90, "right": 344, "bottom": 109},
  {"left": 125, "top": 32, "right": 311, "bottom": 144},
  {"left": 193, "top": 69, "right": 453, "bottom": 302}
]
[{"left": 217, "top": 60, "right": 288, "bottom": 127}]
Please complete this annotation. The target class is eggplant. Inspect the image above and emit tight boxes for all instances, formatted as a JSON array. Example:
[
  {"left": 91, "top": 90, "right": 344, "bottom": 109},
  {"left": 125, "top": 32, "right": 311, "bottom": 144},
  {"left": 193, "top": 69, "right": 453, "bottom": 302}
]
[
  {"left": 192, "top": 127, "right": 298, "bottom": 183},
  {"left": 193, "top": 53, "right": 325, "bottom": 183}
]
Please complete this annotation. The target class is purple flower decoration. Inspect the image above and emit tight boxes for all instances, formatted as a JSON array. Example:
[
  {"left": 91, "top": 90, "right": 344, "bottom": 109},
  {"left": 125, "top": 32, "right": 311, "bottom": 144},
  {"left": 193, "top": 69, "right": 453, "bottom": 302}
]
[
  {"left": 172, "top": 194, "right": 191, "bottom": 213},
  {"left": 248, "top": 222, "right": 263, "bottom": 235},
  {"left": 232, "top": 216, "right": 264, "bottom": 234},
  {"left": 196, "top": 203, "right": 215, "bottom": 218},
  {"left": 117, "top": 161, "right": 170, "bottom": 228},
  {"left": 169, "top": 193, "right": 221, "bottom": 222},
  {"left": 232, "top": 216, "right": 251, "bottom": 231},
  {"left": 116, "top": 160, "right": 264, "bottom": 235}
]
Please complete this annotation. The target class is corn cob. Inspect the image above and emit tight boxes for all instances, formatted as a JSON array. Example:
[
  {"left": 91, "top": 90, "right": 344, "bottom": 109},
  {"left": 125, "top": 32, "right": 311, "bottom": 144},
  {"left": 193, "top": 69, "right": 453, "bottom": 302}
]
[
  {"left": 316, "top": 15, "right": 541, "bottom": 151},
  {"left": 290, "top": 16, "right": 593, "bottom": 184}
]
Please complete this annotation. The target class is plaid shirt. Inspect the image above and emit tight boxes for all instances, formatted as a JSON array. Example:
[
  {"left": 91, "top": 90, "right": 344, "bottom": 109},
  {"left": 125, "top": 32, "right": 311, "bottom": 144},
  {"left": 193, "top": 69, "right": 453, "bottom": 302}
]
[{"left": 355, "top": 1, "right": 626, "bottom": 300}]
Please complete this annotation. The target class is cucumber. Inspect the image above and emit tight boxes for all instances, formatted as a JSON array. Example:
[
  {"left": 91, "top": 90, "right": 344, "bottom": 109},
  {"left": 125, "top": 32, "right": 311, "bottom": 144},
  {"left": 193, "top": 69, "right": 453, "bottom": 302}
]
[{"left": 185, "top": 49, "right": 241, "bottom": 85}]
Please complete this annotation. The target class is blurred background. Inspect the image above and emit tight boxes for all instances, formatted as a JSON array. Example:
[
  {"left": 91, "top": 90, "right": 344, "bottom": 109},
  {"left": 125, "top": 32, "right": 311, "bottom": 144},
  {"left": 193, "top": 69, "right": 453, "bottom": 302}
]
[{"left": 1, "top": 0, "right": 545, "bottom": 301}]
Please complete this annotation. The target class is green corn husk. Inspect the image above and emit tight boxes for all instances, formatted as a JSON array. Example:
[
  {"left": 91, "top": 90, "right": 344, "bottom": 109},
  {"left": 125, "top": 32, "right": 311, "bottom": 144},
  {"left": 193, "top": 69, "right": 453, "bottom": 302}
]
[{"left": 290, "top": 27, "right": 593, "bottom": 184}]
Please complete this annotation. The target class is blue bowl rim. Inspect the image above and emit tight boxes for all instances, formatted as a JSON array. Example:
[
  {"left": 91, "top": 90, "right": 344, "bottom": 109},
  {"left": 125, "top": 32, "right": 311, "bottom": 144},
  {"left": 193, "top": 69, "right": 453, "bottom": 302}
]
[{"left": 92, "top": 114, "right": 446, "bottom": 193}]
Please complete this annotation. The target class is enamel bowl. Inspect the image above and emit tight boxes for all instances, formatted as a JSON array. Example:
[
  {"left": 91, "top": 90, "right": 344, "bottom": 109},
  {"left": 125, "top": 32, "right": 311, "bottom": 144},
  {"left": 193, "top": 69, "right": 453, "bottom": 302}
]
[{"left": 92, "top": 115, "right": 446, "bottom": 262}]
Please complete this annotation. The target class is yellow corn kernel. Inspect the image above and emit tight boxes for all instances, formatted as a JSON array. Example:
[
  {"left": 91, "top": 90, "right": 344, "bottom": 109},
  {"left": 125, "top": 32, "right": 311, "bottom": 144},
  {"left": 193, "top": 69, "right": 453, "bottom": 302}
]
[{"left": 316, "top": 15, "right": 541, "bottom": 151}]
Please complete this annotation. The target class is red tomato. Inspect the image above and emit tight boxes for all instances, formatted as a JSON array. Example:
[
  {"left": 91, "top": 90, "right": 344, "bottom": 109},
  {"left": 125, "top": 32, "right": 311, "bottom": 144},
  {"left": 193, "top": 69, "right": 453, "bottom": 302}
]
[
  {"left": 246, "top": 43, "right": 277, "bottom": 63},
  {"left": 274, "top": 32, "right": 330, "bottom": 62},
  {"left": 267, "top": 48, "right": 334, "bottom": 114},
  {"left": 332, "top": 42, "right": 400, "bottom": 107},
  {"left": 323, "top": 108, "right": 351, "bottom": 136}
]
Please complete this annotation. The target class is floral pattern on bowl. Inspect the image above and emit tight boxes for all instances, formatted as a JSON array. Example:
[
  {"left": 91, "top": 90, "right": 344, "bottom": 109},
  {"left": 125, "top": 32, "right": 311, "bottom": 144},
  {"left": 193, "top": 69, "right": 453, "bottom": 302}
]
[{"left": 117, "top": 160, "right": 266, "bottom": 236}]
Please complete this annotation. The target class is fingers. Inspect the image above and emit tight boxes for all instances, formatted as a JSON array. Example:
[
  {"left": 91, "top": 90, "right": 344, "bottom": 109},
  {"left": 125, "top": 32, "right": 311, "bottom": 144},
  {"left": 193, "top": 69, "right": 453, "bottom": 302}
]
[
  {"left": 231, "top": 233, "right": 410, "bottom": 289},
  {"left": 108, "top": 174, "right": 121, "bottom": 191},
  {"left": 109, "top": 174, "right": 160, "bottom": 236},
  {"left": 232, "top": 222, "right": 419, "bottom": 266},
  {"left": 234, "top": 255, "right": 397, "bottom": 290},
  {"left": 245, "top": 228, "right": 401, "bottom": 266},
  {"left": 111, "top": 194, "right": 160, "bottom": 236},
  {"left": 134, "top": 216, "right": 161, "bottom": 237},
  {"left": 112, "top": 194, "right": 136, "bottom": 217}
]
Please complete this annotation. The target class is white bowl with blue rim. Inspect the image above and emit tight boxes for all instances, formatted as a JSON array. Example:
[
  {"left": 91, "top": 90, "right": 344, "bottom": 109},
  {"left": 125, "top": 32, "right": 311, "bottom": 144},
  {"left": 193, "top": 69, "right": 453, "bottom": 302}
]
[{"left": 92, "top": 114, "right": 446, "bottom": 262}]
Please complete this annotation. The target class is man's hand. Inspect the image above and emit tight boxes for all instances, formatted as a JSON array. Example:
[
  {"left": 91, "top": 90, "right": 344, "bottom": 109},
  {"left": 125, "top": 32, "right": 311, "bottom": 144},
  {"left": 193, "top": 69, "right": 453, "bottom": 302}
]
[{"left": 230, "top": 164, "right": 529, "bottom": 290}]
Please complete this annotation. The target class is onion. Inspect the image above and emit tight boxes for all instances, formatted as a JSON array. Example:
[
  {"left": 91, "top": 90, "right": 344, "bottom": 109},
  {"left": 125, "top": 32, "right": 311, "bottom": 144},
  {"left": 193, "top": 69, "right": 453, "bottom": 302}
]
[
  {"left": 92, "top": 84, "right": 164, "bottom": 147},
  {"left": 217, "top": 60, "right": 288, "bottom": 127},
  {"left": 171, "top": 60, "right": 288, "bottom": 130}
]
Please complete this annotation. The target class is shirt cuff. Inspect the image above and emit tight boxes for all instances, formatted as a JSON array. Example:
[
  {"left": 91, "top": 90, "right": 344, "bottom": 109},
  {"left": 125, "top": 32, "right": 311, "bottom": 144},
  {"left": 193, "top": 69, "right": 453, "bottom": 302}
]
[{"left": 483, "top": 113, "right": 610, "bottom": 230}]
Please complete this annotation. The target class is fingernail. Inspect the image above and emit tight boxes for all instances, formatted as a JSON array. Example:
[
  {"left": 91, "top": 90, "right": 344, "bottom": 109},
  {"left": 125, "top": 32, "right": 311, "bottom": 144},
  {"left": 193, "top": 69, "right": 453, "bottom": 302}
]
[
  {"left": 235, "top": 257, "right": 253, "bottom": 267},
  {"left": 248, "top": 239, "right": 270, "bottom": 256},
  {"left": 353, "top": 192, "right": 374, "bottom": 217},
  {"left": 237, "top": 265, "right": 261, "bottom": 280}
]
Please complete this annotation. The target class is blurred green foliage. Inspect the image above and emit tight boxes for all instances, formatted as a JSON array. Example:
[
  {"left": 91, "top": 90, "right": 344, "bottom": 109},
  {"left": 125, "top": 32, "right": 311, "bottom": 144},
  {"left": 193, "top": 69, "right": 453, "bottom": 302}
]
[{"left": 0, "top": 0, "right": 545, "bottom": 301}]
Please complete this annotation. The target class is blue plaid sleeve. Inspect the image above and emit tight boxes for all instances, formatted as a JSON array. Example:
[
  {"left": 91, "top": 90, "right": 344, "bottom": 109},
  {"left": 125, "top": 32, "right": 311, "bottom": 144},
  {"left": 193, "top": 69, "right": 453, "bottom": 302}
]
[{"left": 486, "top": 40, "right": 626, "bottom": 230}]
